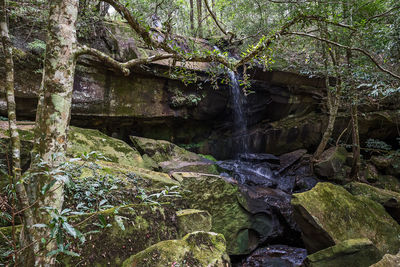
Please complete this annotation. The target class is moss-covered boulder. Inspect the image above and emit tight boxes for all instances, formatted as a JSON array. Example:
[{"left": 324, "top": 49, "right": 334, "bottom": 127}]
[
  {"left": 291, "top": 182, "right": 400, "bottom": 255},
  {"left": 305, "top": 239, "right": 381, "bottom": 267},
  {"left": 370, "top": 251, "right": 400, "bottom": 267},
  {"left": 121, "top": 231, "right": 230, "bottom": 267},
  {"left": 0, "top": 124, "right": 151, "bottom": 172},
  {"left": 58, "top": 204, "right": 179, "bottom": 266},
  {"left": 177, "top": 209, "right": 212, "bottom": 238},
  {"left": 314, "top": 147, "right": 348, "bottom": 182},
  {"left": 77, "top": 160, "right": 179, "bottom": 189},
  {"left": 179, "top": 172, "right": 282, "bottom": 255},
  {"left": 345, "top": 182, "right": 400, "bottom": 223},
  {"left": 68, "top": 127, "right": 149, "bottom": 168},
  {"left": 130, "top": 136, "right": 219, "bottom": 174}
]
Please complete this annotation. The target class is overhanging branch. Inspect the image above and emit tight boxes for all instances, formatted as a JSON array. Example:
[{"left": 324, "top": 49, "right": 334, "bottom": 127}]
[{"left": 288, "top": 31, "right": 400, "bottom": 80}]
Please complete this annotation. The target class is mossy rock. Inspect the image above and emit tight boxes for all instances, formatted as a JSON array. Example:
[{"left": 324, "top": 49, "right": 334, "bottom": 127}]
[
  {"left": 76, "top": 160, "right": 179, "bottom": 189},
  {"left": 68, "top": 127, "right": 148, "bottom": 169},
  {"left": 370, "top": 251, "right": 400, "bottom": 267},
  {"left": 344, "top": 182, "right": 400, "bottom": 223},
  {"left": 314, "top": 147, "right": 348, "bottom": 183},
  {"left": 179, "top": 172, "right": 281, "bottom": 255},
  {"left": 291, "top": 182, "right": 400, "bottom": 255},
  {"left": 305, "top": 238, "right": 381, "bottom": 267},
  {"left": 59, "top": 204, "right": 179, "bottom": 266},
  {"left": 372, "top": 175, "right": 400, "bottom": 193},
  {"left": 130, "top": 136, "right": 219, "bottom": 174},
  {"left": 177, "top": 209, "right": 212, "bottom": 238},
  {"left": 121, "top": 231, "right": 230, "bottom": 267}
]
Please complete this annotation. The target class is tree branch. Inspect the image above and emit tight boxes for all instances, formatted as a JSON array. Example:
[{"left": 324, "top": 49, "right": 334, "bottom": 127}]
[
  {"left": 75, "top": 45, "right": 175, "bottom": 75},
  {"left": 288, "top": 32, "right": 400, "bottom": 80},
  {"left": 203, "top": 0, "right": 227, "bottom": 35}
]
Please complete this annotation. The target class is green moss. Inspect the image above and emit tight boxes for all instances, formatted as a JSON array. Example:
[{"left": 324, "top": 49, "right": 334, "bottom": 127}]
[
  {"left": 292, "top": 182, "right": 400, "bottom": 254},
  {"left": 306, "top": 238, "right": 381, "bottom": 267},
  {"left": 122, "top": 231, "right": 230, "bottom": 267},
  {"left": 61, "top": 204, "right": 179, "bottom": 267},
  {"left": 177, "top": 209, "right": 212, "bottom": 237},
  {"left": 180, "top": 172, "right": 271, "bottom": 255},
  {"left": 199, "top": 154, "right": 218, "bottom": 162},
  {"left": 345, "top": 182, "right": 400, "bottom": 206}
]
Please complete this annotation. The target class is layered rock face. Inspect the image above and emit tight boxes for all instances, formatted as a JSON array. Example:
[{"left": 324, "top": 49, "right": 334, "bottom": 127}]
[{"left": 2, "top": 16, "right": 400, "bottom": 160}]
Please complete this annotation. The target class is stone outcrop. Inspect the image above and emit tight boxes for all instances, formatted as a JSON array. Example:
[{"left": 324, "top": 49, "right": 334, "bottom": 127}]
[
  {"left": 291, "top": 182, "right": 400, "bottom": 255},
  {"left": 121, "top": 231, "right": 230, "bottom": 267},
  {"left": 345, "top": 182, "right": 400, "bottom": 223},
  {"left": 305, "top": 239, "right": 381, "bottom": 267},
  {"left": 177, "top": 172, "right": 284, "bottom": 255}
]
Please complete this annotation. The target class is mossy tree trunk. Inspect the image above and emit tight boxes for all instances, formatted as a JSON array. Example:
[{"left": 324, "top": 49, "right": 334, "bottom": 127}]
[
  {"left": 27, "top": 0, "right": 79, "bottom": 265},
  {"left": 1, "top": 0, "right": 35, "bottom": 265}
]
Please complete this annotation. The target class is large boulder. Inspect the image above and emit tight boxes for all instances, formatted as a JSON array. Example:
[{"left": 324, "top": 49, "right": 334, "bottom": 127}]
[
  {"left": 345, "top": 182, "right": 400, "bottom": 223},
  {"left": 130, "top": 136, "right": 219, "bottom": 174},
  {"left": 0, "top": 123, "right": 151, "bottom": 173},
  {"left": 305, "top": 239, "right": 381, "bottom": 267},
  {"left": 177, "top": 172, "right": 283, "bottom": 255},
  {"left": 291, "top": 182, "right": 400, "bottom": 255},
  {"left": 121, "top": 231, "right": 230, "bottom": 267},
  {"left": 314, "top": 147, "right": 348, "bottom": 183}
]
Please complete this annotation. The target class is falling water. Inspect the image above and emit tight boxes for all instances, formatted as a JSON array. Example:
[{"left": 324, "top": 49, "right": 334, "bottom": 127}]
[{"left": 228, "top": 70, "right": 249, "bottom": 156}]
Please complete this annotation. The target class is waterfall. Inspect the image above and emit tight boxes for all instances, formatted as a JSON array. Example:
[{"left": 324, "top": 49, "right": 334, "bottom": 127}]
[
  {"left": 228, "top": 70, "right": 248, "bottom": 156},
  {"left": 212, "top": 46, "right": 249, "bottom": 156}
]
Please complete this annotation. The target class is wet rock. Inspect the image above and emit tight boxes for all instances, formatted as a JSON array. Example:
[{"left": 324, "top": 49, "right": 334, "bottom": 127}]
[
  {"left": 291, "top": 182, "right": 400, "bottom": 255},
  {"left": 314, "top": 147, "right": 348, "bottom": 183},
  {"left": 278, "top": 149, "right": 308, "bottom": 174},
  {"left": 176, "top": 209, "right": 212, "bottom": 237},
  {"left": 179, "top": 172, "right": 283, "bottom": 255},
  {"left": 217, "top": 160, "right": 276, "bottom": 187},
  {"left": 345, "top": 182, "right": 400, "bottom": 223},
  {"left": 122, "top": 231, "right": 230, "bottom": 267},
  {"left": 242, "top": 245, "right": 307, "bottom": 267},
  {"left": 239, "top": 153, "right": 280, "bottom": 165},
  {"left": 304, "top": 239, "right": 381, "bottom": 267},
  {"left": 370, "top": 251, "right": 400, "bottom": 267}
]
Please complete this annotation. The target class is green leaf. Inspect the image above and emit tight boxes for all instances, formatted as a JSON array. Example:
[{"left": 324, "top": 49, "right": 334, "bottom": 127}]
[
  {"left": 114, "top": 215, "right": 125, "bottom": 231},
  {"left": 62, "top": 222, "right": 77, "bottom": 238}
]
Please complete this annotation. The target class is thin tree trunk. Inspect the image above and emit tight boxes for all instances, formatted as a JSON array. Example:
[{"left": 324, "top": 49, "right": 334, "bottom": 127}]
[
  {"left": 189, "top": 0, "right": 194, "bottom": 31},
  {"left": 313, "top": 23, "right": 341, "bottom": 160},
  {"left": 28, "top": 0, "right": 79, "bottom": 265},
  {"left": 350, "top": 94, "right": 360, "bottom": 179},
  {"left": 1, "top": 1, "right": 35, "bottom": 265},
  {"left": 196, "top": 0, "right": 202, "bottom": 37}
]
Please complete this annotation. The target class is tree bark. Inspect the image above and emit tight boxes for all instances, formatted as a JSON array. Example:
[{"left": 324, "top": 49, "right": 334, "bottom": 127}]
[
  {"left": 28, "top": 0, "right": 79, "bottom": 265},
  {"left": 196, "top": 0, "right": 202, "bottom": 37},
  {"left": 189, "top": 0, "right": 194, "bottom": 31},
  {"left": 1, "top": 1, "right": 36, "bottom": 265}
]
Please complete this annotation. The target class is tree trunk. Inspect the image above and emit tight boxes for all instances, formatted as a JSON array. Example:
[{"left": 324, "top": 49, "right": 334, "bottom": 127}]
[
  {"left": 189, "top": 0, "right": 194, "bottom": 31},
  {"left": 350, "top": 97, "right": 361, "bottom": 180},
  {"left": 28, "top": 0, "right": 79, "bottom": 265},
  {"left": 1, "top": 1, "right": 35, "bottom": 265},
  {"left": 196, "top": 0, "right": 202, "bottom": 37}
]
